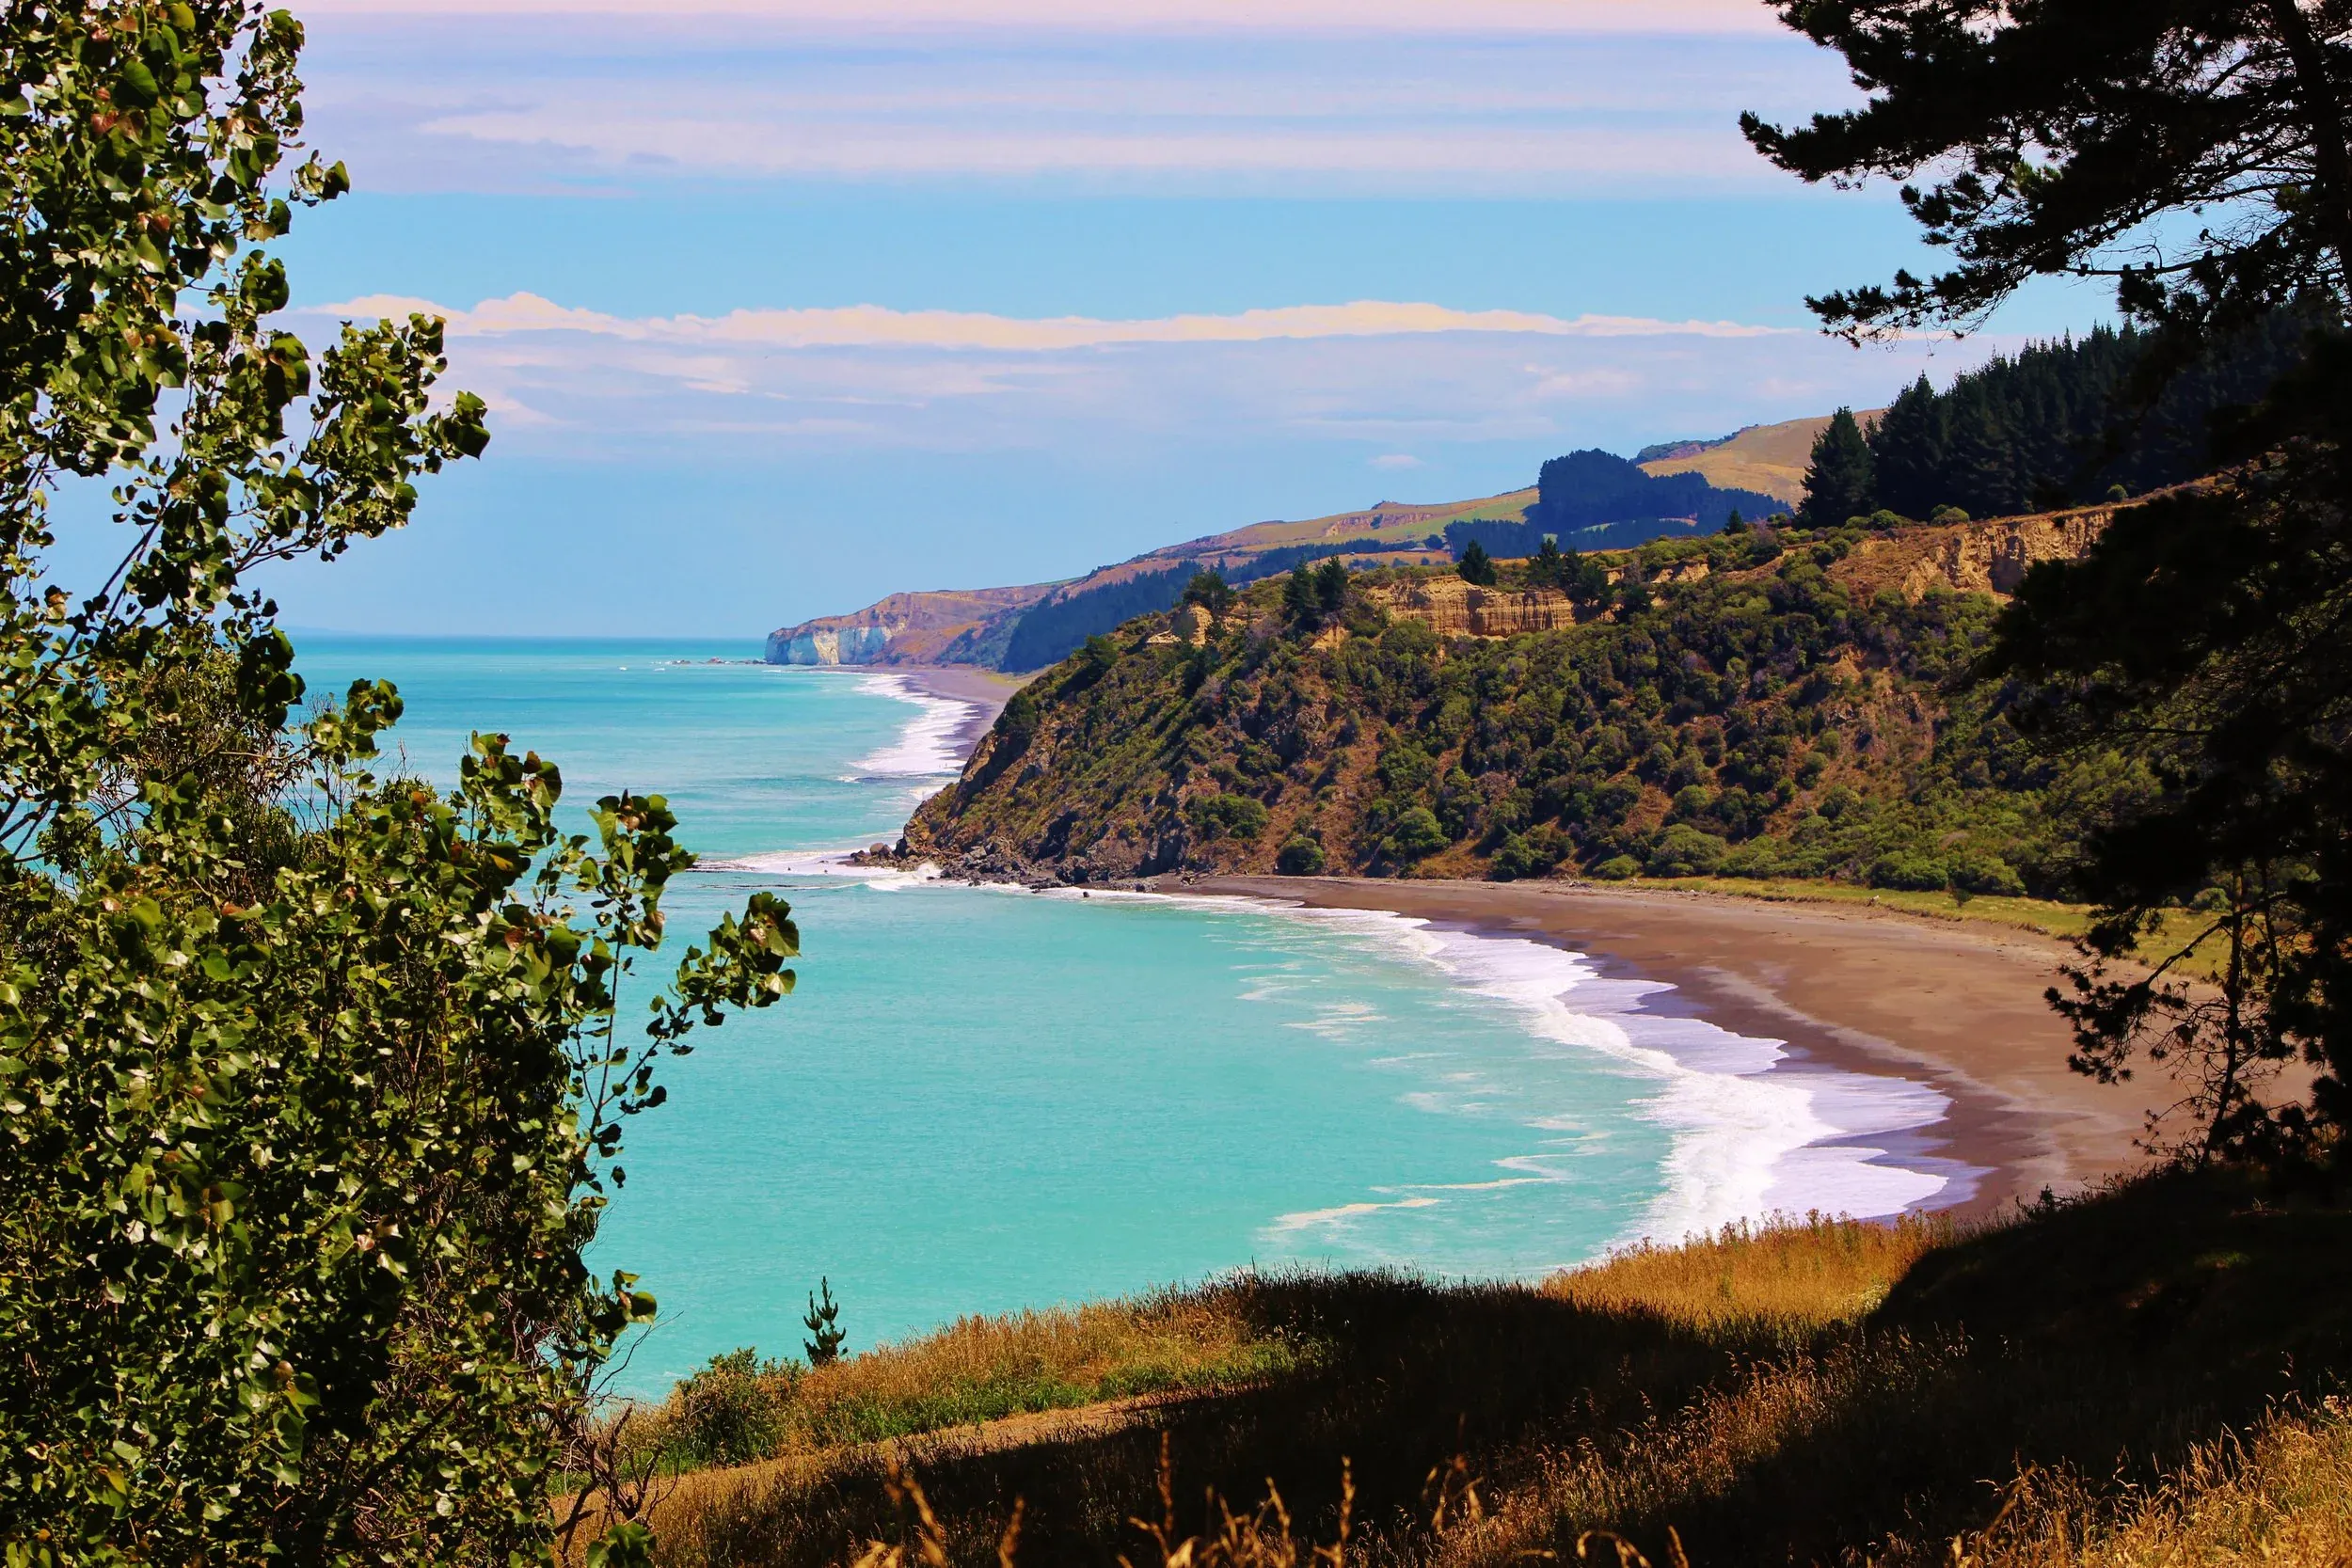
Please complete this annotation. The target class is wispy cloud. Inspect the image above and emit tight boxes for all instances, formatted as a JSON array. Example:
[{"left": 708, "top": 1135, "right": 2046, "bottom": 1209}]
[
  {"left": 323, "top": 293, "right": 1794, "bottom": 349},
  {"left": 294, "top": 291, "right": 1989, "bottom": 461},
  {"left": 302, "top": 0, "right": 1779, "bottom": 33},
  {"left": 296, "top": 17, "right": 1846, "bottom": 195}
]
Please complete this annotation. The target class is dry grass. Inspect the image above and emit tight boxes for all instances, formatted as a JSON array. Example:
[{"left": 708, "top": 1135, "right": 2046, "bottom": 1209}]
[
  {"left": 615, "top": 1173, "right": 2350, "bottom": 1568},
  {"left": 1968, "top": 1399, "right": 2352, "bottom": 1568},
  {"left": 1645, "top": 877, "right": 2236, "bottom": 981},
  {"left": 1544, "top": 1212, "right": 1955, "bottom": 1334},
  {"left": 625, "top": 1282, "right": 1303, "bottom": 1467}
]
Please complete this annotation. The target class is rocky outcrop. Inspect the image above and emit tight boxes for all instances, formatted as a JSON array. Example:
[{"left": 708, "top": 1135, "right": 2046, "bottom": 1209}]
[
  {"left": 1897, "top": 508, "right": 2111, "bottom": 601},
  {"left": 1829, "top": 503, "right": 2120, "bottom": 605},
  {"left": 1365, "top": 578, "right": 1584, "bottom": 638},
  {"left": 765, "top": 585, "right": 1051, "bottom": 666}
]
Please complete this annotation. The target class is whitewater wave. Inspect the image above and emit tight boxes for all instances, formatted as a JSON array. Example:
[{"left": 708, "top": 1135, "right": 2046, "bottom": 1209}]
[
  {"left": 700, "top": 846, "right": 942, "bottom": 890},
  {"left": 853, "top": 674, "right": 978, "bottom": 777},
  {"left": 1050, "top": 888, "right": 1960, "bottom": 1250}
]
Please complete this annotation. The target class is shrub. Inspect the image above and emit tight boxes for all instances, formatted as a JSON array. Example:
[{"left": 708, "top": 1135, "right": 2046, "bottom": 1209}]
[
  {"left": 1869, "top": 851, "right": 1951, "bottom": 891},
  {"left": 1277, "top": 835, "right": 1327, "bottom": 875},
  {"left": 674, "top": 1350, "right": 791, "bottom": 1468},
  {"left": 1385, "top": 806, "right": 1449, "bottom": 861},
  {"left": 1189, "top": 793, "right": 1271, "bottom": 841},
  {"left": 1950, "top": 855, "right": 2026, "bottom": 896},
  {"left": 1647, "top": 824, "right": 1730, "bottom": 877},
  {"left": 1592, "top": 854, "right": 1643, "bottom": 880},
  {"left": 1492, "top": 829, "right": 1565, "bottom": 881}
]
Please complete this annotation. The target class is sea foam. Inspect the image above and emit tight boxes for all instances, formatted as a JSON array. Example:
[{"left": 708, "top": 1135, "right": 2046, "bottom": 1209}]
[
  {"left": 1058, "top": 888, "right": 1959, "bottom": 1253},
  {"left": 852, "top": 673, "right": 978, "bottom": 777}
]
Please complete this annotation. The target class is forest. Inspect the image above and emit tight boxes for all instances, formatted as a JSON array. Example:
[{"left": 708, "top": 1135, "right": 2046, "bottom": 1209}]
[
  {"left": 904, "top": 518, "right": 2113, "bottom": 898},
  {"left": 1809, "top": 313, "right": 2317, "bottom": 524}
]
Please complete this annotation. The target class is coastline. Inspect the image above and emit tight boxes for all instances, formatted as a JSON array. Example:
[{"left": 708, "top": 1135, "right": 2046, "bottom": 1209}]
[
  {"left": 1173, "top": 875, "right": 2177, "bottom": 1217},
  {"left": 879, "top": 664, "right": 1024, "bottom": 756}
]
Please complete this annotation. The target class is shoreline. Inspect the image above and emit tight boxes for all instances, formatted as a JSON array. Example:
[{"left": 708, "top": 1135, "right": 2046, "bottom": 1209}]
[
  {"left": 833, "top": 673, "right": 2168, "bottom": 1225},
  {"left": 877, "top": 664, "right": 1024, "bottom": 757},
  {"left": 1172, "top": 875, "right": 2179, "bottom": 1218}
]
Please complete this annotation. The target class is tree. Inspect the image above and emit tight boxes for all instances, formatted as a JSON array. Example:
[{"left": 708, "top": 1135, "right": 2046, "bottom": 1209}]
[
  {"left": 1313, "top": 557, "right": 1349, "bottom": 611},
  {"left": 1457, "top": 539, "right": 1498, "bottom": 586},
  {"left": 1561, "top": 548, "right": 1611, "bottom": 606},
  {"left": 1529, "top": 534, "right": 1568, "bottom": 585},
  {"left": 1741, "top": 0, "right": 2352, "bottom": 345},
  {"left": 1746, "top": 0, "right": 2352, "bottom": 1159},
  {"left": 0, "top": 5, "right": 796, "bottom": 1560},
  {"left": 803, "top": 1278, "right": 847, "bottom": 1367},
  {"left": 1183, "top": 568, "right": 1233, "bottom": 616},
  {"left": 1801, "top": 407, "right": 1876, "bottom": 528},
  {"left": 1283, "top": 562, "right": 1323, "bottom": 628}
]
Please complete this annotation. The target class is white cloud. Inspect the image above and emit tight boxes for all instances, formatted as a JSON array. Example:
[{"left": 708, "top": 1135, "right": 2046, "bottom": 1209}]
[
  {"left": 294, "top": 15, "right": 1849, "bottom": 195},
  {"left": 301, "top": 0, "right": 1779, "bottom": 34},
  {"left": 320, "top": 293, "right": 1793, "bottom": 350},
  {"left": 294, "top": 291, "right": 1995, "bottom": 464}
]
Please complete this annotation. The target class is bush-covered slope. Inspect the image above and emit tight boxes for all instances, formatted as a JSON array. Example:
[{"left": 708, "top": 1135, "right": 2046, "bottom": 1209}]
[{"left": 900, "top": 514, "right": 2140, "bottom": 894}]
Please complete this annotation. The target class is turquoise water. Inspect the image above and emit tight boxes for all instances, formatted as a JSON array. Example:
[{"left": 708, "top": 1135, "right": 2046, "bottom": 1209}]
[{"left": 294, "top": 636, "right": 1950, "bottom": 1396}]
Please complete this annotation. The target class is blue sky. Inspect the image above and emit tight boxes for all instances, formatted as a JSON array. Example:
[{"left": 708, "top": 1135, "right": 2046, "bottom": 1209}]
[{"left": 233, "top": 0, "right": 2119, "bottom": 637}]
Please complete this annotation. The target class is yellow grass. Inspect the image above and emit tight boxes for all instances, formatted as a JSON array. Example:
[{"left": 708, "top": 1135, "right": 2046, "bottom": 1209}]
[
  {"left": 1986, "top": 1400, "right": 2352, "bottom": 1568},
  {"left": 627, "top": 1285, "right": 1300, "bottom": 1465},
  {"left": 1639, "top": 877, "right": 2234, "bottom": 982},
  {"left": 605, "top": 1174, "right": 2346, "bottom": 1568},
  {"left": 1544, "top": 1212, "right": 1955, "bottom": 1334}
]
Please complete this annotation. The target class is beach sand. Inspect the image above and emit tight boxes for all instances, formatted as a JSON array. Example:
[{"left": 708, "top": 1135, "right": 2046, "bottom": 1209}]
[
  {"left": 1181, "top": 875, "right": 2182, "bottom": 1215},
  {"left": 895, "top": 665, "right": 1025, "bottom": 754}
]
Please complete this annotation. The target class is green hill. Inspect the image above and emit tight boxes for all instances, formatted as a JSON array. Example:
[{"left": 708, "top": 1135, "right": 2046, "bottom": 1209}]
[{"left": 898, "top": 504, "right": 2132, "bottom": 893}]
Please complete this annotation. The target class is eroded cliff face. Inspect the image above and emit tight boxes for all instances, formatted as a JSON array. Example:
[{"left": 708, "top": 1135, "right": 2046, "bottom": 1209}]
[
  {"left": 1837, "top": 505, "right": 2116, "bottom": 605},
  {"left": 764, "top": 585, "right": 1051, "bottom": 666},
  {"left": 1363, "top": 578, "right": 1583, "bottom": 638}
]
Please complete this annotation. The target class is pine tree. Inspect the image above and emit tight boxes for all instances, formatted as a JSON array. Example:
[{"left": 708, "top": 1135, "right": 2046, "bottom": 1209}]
[
  {"left": 1283, "top": 562, "right": 1322, "bottom": 628},
  {"left": 1530, "top": 534, "right": 1567, "bottom": 585},
  {"left": 1746, "top": 0, "right": 2352, "bottom": 1158},
  {"left": 803, "top": 1278, "right": 846, "bottom": 1367},
  {"left": 1457, "top": 540, "right": 1498, "bottom": 586},
  {"left": 1868, "top": 376, "right": 1947, "bottom": 517},
  {"left": 1313, "top": 558, "right": 1349, "bottom": 610},
  {"left": 1800, "top": 408, "right": 1875, "bottom": 529}
]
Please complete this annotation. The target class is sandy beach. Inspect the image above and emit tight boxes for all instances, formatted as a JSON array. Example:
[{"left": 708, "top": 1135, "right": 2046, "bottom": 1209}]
[
  {"left": 1181, "top": 875, "right": 2179, "bottom": 1216},
  {"left": 894, "top": 665, "right": 1025, "bottom": 754}
]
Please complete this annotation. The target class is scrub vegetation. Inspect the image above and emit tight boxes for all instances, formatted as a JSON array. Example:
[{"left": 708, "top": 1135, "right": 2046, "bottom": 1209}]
[{"left": 603, "top": 1173, "right": 2351, "bottom": 1568}]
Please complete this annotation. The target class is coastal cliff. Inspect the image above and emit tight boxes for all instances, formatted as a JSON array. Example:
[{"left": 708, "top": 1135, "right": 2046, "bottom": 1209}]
[
  {"left": 764, "top": 585, "right": 1054, "bottom": 667},
  {"left": 761, "top": 489, "right": 1518, "bottom": 673},
  {"left": 899, "top": 503, "right": 2122, "bottom": 889}
]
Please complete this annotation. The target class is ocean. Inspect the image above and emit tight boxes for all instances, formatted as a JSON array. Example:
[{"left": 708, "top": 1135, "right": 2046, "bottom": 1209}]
[{"left": 294, "top": 635, "right": 1951, "bottom": 1397}]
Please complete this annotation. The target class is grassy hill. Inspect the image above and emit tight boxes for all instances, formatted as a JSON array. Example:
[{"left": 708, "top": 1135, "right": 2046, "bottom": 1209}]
[
  {"left": 763, "top": 489, "right": 1534, "bottom": 672},
  {"left": 898, "top": 503, "right": 2126, "bottom": 895},
  {"left": 1636, "top": 410, "right": 1881, "bottom": 506},
  {"left": 580, "top": 1169, "right": 2352, "bottom": 1568}
]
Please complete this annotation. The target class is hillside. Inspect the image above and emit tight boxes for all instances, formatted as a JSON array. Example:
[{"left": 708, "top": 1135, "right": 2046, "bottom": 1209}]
[
  {"left": 1636, "top": 410, "right": 1879, "bottom": 505},
  {"left": 896, "top": 502, "right": 2128, "bottom": 890},
  {"left": 763, "top": 490, "right": 1522, "bottom": 670},
  {"left": 598, "top": 1170, "right": 2352, "bottom": 1568},
  {"left": 765, "top": 418, "right": 1855, "bottom": 675}
]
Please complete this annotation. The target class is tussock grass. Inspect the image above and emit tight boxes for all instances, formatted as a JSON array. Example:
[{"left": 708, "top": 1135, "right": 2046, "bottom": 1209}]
[
  {"left": 1647, "top": 877, "right": 2234, "bottom": 980},
  {"left": 1544, "top": 1212, "right": 1953, "bottom": 1333},
  {"left": 627, "top": 1282, "right": 1305, "bottom": 1467},
  {"left": 622, "top": 1173, "right": 2350, "bottom": 1568},
  {"left": 2044, "top": 1398, "right": 2352, "bottom": 1568}
]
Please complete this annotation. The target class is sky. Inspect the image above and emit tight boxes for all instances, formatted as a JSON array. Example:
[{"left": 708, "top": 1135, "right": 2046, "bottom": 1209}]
[{"left": 208, "top": 0, "right": 2122, "bottom": 636}]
